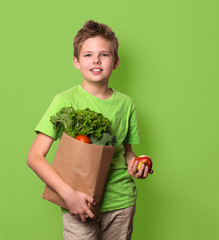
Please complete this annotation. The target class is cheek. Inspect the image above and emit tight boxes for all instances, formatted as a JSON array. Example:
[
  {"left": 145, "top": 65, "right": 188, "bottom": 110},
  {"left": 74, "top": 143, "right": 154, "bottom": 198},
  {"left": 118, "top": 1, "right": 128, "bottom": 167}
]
[
  {"left": 80, "top": 62, "right": 89, "bottom": 69},
  {"left": 105, "top": 60, "right": 114, "bottom": 70}
]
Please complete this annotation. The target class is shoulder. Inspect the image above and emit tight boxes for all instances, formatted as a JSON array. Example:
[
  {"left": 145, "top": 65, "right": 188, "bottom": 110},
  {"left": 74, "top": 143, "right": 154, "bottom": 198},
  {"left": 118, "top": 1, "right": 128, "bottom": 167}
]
[
  {"left": 56, "top": 85, "right": 80, "bottom": 98},
  {"left": 52, "top": 85, "right": 80, "bottom": 103},
  {"left": 113, "top": 89, "right": 136, "bottom": 107}
]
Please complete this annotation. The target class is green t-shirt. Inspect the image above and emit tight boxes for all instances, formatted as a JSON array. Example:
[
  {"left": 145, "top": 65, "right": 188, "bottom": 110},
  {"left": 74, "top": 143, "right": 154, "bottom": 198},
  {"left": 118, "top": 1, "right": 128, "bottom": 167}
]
[{"left": 35, "top": 85, "right": 141, "bottom": 212}]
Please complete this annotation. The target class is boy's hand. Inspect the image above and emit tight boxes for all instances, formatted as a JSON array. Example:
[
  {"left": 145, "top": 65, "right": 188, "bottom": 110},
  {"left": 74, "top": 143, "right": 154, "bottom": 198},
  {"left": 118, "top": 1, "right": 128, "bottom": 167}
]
[
  {"left": 128, "top": 157, "right": 153, "bottom": 179},
  {"left": 63, "top": 188, "right": 96, "bottom": 222}
]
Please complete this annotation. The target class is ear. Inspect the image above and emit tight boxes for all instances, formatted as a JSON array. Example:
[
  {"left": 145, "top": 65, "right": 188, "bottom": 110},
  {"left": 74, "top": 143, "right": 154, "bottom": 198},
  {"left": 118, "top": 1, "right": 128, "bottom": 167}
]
[
  {"left": 73, "top": 56, "right": 80, "bottom": 70},
  {"left": 113, "top": 57, "right": 119, "bottom": 70}
]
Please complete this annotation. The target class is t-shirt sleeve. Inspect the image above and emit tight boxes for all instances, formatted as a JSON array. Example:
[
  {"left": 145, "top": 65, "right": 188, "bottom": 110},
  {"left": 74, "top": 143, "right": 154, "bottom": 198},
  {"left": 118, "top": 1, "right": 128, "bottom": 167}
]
[
  {"left": 35, "top": 94, "right": 67, "bottom": 140},
  {"left": 124, "top": 105, "right": 141, "bottom": 145}
]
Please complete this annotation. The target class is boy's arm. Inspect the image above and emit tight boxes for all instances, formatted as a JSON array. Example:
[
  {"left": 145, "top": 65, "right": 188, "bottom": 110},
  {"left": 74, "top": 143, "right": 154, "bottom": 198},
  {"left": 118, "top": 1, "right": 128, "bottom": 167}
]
[
  {"left": 124, "top": 144, "right": 153, "bottom": 179},
  {"left": 27, "top": 132, "right": 95, "bottom": 222}
]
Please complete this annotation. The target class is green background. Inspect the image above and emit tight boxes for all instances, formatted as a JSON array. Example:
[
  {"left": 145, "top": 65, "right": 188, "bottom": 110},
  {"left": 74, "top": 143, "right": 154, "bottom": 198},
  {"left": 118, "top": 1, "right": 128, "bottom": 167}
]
[{"left": 1, "top": 0, "right": 218, "bottom": 239}]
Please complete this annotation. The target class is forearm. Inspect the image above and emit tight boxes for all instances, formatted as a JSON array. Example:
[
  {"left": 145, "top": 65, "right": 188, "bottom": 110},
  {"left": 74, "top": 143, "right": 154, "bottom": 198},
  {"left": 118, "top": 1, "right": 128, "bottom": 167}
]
[
  {"left": 27, "top": 133, "right": 95, "bottom": 221},
  {"left": 27, "top": 153, "right": 73, "bottom": 200},
  {"left": 27, "top": 153, "right": 96, "bottom": 220}
]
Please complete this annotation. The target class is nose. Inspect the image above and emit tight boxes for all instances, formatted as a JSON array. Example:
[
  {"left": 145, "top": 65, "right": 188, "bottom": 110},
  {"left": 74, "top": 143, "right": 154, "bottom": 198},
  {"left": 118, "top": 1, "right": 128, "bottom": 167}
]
[{"left": 93, "top": 55, "right": 101, "bottom": 64}]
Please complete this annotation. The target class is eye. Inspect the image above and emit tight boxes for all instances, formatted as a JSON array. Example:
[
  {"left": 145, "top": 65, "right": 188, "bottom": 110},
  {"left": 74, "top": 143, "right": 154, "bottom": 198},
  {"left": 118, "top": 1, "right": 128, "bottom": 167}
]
[
  {"left": 101, "top": 53, "right": 109, "bottom": 57},
  {"left": 84, "top": 54, "right": 91, "bottom": 57}
]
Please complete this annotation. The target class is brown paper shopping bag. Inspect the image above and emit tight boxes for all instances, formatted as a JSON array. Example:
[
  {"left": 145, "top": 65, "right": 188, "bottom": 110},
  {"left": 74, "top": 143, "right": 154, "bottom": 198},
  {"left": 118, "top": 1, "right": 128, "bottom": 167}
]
[{"left": 42, "top": 132, "right": 114, "bottom": 216}]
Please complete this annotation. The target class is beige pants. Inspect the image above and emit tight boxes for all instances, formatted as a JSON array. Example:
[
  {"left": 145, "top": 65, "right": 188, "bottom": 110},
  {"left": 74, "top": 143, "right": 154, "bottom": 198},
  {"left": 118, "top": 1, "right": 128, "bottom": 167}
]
[{"left": 62, "top": 205, "right": 136, "bottom": 240}]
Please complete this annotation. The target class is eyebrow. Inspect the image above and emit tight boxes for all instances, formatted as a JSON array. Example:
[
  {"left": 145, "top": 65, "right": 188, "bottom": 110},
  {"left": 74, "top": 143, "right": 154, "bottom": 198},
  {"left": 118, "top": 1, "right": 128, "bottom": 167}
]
[{"left": 82, "top": 50, "right": 111, "bottom": 54}]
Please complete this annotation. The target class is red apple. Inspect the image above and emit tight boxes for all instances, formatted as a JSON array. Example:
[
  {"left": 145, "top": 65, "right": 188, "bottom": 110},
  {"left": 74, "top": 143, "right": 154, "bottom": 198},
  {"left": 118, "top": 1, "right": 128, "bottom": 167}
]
[{"left": 134, "top": 155, "right": 152, "bottom": 171}]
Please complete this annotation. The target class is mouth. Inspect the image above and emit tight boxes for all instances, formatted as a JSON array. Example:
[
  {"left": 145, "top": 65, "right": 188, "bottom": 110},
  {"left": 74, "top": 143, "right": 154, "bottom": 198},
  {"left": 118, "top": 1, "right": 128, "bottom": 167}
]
[{"left": 89, "top": 68, "right": 103, "bottom": 72}]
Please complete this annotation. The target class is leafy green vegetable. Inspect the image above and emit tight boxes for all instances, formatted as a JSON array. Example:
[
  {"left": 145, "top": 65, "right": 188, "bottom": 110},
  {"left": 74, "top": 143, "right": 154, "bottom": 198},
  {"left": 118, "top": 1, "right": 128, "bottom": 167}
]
[
  {"left": 50, "top": 107, "right": 116, "bottom": 146},
  {"left": 90, "top": 132, "right": 117, "bottom": 146}
]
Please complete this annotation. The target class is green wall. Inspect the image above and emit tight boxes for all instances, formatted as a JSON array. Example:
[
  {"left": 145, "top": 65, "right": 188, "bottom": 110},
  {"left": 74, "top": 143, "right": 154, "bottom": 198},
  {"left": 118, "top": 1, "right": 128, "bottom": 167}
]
[{"left": 1, "top": 0, "right": 218, "bottom": 239}]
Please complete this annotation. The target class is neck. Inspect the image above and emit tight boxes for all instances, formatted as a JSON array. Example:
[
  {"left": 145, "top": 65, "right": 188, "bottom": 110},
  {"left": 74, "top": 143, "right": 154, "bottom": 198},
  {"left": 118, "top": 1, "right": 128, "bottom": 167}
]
[{"left": 81, "top": 81, "right": 113, "bottom": 100}]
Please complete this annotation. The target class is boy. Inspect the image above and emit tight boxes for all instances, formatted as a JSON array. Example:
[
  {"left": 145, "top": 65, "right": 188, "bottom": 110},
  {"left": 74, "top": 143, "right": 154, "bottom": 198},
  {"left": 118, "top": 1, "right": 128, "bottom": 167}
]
[{"left": 27, "top": 20, "right": 153, "bottom": 240}]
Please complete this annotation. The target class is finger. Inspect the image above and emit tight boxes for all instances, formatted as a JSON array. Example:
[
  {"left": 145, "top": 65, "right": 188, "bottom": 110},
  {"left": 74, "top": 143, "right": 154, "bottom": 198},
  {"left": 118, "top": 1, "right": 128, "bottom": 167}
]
[
  {"left": 149, "top": 168, "right": 154, "bottom": 174},
  {"left": 85, "top": 195, "right": 96, "bottom": 206},
  {"left": 129, "top": 160, "right": 138, "bottom": 176},
  {"left": 137, "top": 163, "right": 145, "bottom": 177},
  {"left": 132, "top": 161, "right": 139, "bottom": 174},
  {"left": 130, "top": 157, "right": 136, "bottom": 167},
  {"left": 75, "top": 215, "right": 80, "bottom": 221},
  {"left": 128, "top": 157, "right": 136, "bottom": 172},
  {"left": 143, "top": 165, "right": 149, "bottom": 178},
  {"left": 80, "top": 214, "right": 86, "bottom": 222},
  {"left": 86, "top": 207, "right": 96, "bottom": 220}
]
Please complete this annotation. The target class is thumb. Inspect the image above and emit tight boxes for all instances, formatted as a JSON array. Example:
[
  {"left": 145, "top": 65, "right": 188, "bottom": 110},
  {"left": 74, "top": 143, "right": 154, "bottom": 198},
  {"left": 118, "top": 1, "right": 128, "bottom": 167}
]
[
  {"left": 129, "top": 157, "right": 136, "bottom": 167},
  {"left": 128, "top": 157, "right": 136, "bottom": 174}
]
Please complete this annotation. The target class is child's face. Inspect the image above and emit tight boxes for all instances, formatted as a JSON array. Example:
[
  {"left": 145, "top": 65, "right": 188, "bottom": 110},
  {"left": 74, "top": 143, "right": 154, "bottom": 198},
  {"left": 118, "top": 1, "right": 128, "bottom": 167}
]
[{"left": 73, "top": 36, "right": 119, "bottom": 85}]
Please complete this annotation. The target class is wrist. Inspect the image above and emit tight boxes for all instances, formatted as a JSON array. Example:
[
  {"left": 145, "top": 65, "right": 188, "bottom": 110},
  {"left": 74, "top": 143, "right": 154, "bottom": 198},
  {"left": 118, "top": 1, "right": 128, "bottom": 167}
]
[
  {"left": 59, "top": 185, "right": 76, "bottom": 201},
  {"left": 125, "top": 152, "right": 137, "bottom": 165}
]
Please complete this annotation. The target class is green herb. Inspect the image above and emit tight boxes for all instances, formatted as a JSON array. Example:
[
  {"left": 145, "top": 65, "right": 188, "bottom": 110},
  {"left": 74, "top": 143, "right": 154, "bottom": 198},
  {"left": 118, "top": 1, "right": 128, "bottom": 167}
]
[
  {"left": 50, "top": 107, "right": 116, "bottom": 146},
  {"left": 89, "top": 132, "right": 117, "bottom": 146}
]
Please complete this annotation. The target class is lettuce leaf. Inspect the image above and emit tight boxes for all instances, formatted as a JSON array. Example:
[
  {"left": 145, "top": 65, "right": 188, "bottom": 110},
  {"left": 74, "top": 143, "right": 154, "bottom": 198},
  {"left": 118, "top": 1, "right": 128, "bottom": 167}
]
[{"left": 50, "top": 107, "right": 115, "bottom": 145}]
